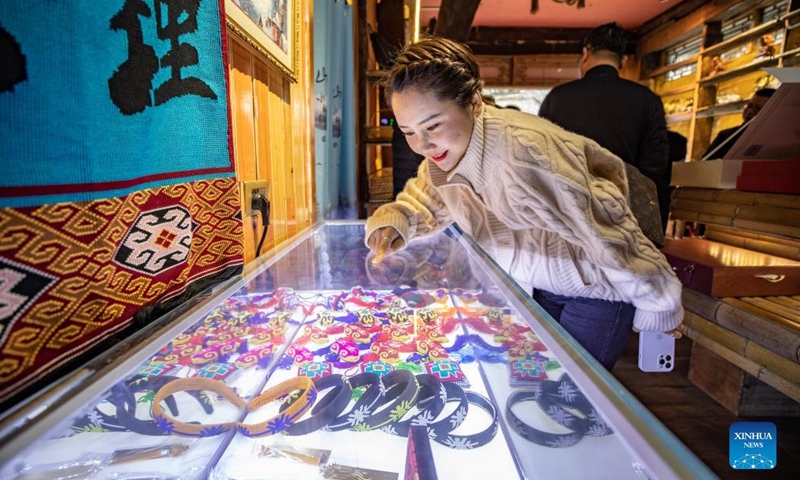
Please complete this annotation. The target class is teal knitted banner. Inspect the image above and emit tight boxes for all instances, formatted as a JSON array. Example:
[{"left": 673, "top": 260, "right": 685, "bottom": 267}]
[{"left": 0, "top": 0, "right": 233, "bottom": 208}]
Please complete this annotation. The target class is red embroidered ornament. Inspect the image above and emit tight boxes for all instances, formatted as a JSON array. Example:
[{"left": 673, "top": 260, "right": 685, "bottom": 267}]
[
  {"left": 248, "top": 329, "right": 275, "bottom": 346},
  {"left": 330, "top": 338, "right": 360, "bottom": 363},
  {"left": 369, "top": 341, "right": 402, "bottom": 364},
  {"left": 286, "top": 345, "right": 314, "bottom": 365},
  {"left": 344, "top": 324, "right": 372, "bottom": 343},
  {"left": 235, "top": 344, "right": 275, "bottom": 368}
]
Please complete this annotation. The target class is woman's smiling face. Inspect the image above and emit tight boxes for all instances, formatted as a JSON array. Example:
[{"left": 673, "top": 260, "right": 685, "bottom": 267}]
[{"left": 392, "top": 87, "right": 479, "bottom": 173}]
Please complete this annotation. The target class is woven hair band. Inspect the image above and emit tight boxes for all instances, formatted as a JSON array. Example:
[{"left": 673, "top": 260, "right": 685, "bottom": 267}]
[
  {"left": 238, "top": 376, "right": 316, "bottom": 437},
  {"left": 152, "top": 377, "right": 244, "bottom": 437},
  {"left": 280, "top": 374, "right": 353, "bottom": 436}
]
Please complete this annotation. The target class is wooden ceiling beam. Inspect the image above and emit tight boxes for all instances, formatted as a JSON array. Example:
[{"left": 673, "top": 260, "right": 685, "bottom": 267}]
[
  {"left": 469, "top": 26, "right": 592, "bottom": 44},
  {"left": 433, "top": 0, "right": 481, "bottom": 42},
  {"left": 465, "top": 27, "right": 591, "bottom": 55}
]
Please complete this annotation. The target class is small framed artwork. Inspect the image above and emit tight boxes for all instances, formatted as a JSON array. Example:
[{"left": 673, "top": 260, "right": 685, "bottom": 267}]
[{"left": 225, "top": 0, "right": 300, "bottom": 82}]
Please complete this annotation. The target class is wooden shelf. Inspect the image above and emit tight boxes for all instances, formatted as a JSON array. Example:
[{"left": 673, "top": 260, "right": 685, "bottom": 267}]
[
  {"left": 364, "top": 138, "right": 392, "bottom": 145},
  {"left": 659, "top": 84, "right": 696, "bottom": 97},
  {"left": 644, "top": 1, "right": 793, "bottom": 175},
  {"left": 698, "top": 57, "right": 780, "bottom": 86},
  {"left": 666, "top": 112, "right": 693, "bottom": 123},
  {"left": 783, "top": 53, "right": 800, "bottom": 67},
  {"left": 646, "top": 56, "right": 698, "bottom": 79},
  {"left": 695, "top": 100, "right": 746, "bottom": 119},
  {"left": 780, "top": 46, "right": 800, "bottom": 58},
  {"left": 782, "top": 8, "right": 800, "bottom": 23},
  {"left": 699, "top": 19, "right": 782, "bottom": 57}
]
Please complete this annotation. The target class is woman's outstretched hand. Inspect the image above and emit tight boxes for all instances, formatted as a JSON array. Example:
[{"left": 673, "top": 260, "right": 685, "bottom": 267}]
[{"left": 367, "top": 227, "right": 402, "bottom": 264}]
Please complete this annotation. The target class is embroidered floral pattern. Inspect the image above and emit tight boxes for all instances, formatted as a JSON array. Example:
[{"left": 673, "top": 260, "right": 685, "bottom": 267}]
[
  {"left": 443, "top": 436, "right": 478, "bottom": 449},
  {"left": 389, "top": 400, "right": 413, "bottom": 423}
]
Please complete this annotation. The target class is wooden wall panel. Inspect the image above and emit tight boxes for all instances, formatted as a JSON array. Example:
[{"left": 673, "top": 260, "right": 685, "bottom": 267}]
[
  {"left": 267, "top": 68, "right": 289, "bottom": 244},
  {"left": 294, "top": 19, "right": 315, "bottom": 230},
  {"left": 228, "top": 40, "right": 256, "bottom": 181},
  {"left": 227, "top": 1, "right": 315, "bottom": 264},
  {"left": 476, "top": 54, "right": 581, "bottom": 87},
  {"left": 252, "top": 62, "right": 273, "bottom": 184}
]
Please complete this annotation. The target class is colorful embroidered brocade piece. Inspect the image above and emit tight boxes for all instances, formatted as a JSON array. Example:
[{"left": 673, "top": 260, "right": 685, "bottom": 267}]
[{"left": 0, "top": 180, "right": 243, "bottom": 404}]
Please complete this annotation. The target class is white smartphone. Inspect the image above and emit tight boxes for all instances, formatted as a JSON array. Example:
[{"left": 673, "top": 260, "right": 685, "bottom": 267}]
[{"left": 638, "top": 331, "right": 676, "bottom": 372}]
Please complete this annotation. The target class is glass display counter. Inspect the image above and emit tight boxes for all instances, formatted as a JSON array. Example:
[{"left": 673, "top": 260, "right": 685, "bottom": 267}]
[{"left": 0, "top": 222, "right": 717, "bottom": 480}]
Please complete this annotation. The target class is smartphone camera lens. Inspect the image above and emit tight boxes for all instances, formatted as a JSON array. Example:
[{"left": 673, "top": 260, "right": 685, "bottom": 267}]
[
  {"left": 666, "top": 355, "right": 672, "bottom": 361},
  {"left": 666, "top": 362, "right": 672, "bottom": 369},
  {"left": 659, "top": 358, "right": 665, "bottom": 365}
]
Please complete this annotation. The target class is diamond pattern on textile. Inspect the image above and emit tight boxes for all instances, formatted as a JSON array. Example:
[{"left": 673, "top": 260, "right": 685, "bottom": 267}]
[
  {"left": 115, "top": 206, "right": 197, "bottom": 275},
  {"left": 0, "top": 258, "right": 58, "bottom": 344},
  {"left": 0, "top": 178, "right": 243, "bottom": 404}
]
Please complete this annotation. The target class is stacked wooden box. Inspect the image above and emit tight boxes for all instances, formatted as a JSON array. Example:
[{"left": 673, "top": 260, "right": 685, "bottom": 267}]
[
  {"left": 671, "top": 187, "right": 800, "bottom": 240},
  {"left": 669, "top": 187, "right": 800, "bottom": 416},
  {"left": 681, "top": 290, "right": 800, "bottom": 416}
]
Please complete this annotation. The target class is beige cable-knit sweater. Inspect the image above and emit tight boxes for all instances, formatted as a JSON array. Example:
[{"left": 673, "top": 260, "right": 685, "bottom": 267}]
[{"left": 366, "top": 105, "right": 683, "bottom": 332}]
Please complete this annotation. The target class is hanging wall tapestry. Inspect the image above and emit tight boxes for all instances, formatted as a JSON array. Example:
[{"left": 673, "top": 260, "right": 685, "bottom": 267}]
[
  {"left": 225, "top": 0, "right": 299, "bottom": 82},
  {"left": 313, "top": 0, "right": 357, "bottom": 220},
  {"left": 0, "top": 0, "right": 243, "bottom": 408}
]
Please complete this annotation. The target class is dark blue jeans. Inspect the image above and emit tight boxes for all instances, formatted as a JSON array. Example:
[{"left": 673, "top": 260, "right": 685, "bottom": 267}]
[{"left": 533, "top": 289, "right": 635, "bottom": 370}]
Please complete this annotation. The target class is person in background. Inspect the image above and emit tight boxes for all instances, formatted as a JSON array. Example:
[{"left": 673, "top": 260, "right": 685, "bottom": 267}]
[
  {"left": 391, "top": 120, "right": 425, "bottom": 198},
  {"left": 539, "top": 22, "right": 671, "bottom": 232},
  {"left": 665, "top": 130, "right": 688, "bottom": 232},
  {"left": 365, "top": 35, "right": 683, "bottom": 371},
  {"left": 667, "top": 130, "right": 688, "bottom": 163},
  {"left": 701, "top": 88, "right": 776, "bottom": 160}
]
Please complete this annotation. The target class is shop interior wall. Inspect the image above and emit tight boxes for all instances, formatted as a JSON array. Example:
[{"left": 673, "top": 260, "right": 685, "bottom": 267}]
[
  {"left": 635, "top": 0, "right": 798, "bottom": 160},
  {"left": 227, "top": 3, "right": 316, "bottom": 264}
]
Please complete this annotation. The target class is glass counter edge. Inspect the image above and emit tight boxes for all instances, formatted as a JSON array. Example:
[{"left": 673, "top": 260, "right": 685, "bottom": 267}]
[
  {"left": 0, "top": 223, "right": 333, "bottom": 466},
  {"left": 450, "top": 225, "right": 718, "bottom": 480}
]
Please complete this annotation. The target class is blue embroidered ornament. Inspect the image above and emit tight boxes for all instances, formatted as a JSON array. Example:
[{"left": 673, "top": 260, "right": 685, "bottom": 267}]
[
  {"left": 196, "top": 362, "right": 237, "bottom": 381},
  {"left": 361, "top": 361, "right": 395, "bottom": 377},
  {"left": 508, "top": 359, "right": 547, "bottom": 387},
  {"left": 299, "top": 361, "right": 333, "bottom": 380},
  {"left": 424, "top": 360, "right": 470, "bottom": 388},
  {"left": 138, "top": 362, "right": 181, "bottom": 377}
]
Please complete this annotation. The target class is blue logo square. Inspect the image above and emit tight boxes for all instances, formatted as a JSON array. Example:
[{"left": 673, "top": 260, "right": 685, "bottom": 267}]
[{"left": 730, "top": 422, "right": 776, "bottom": 469}]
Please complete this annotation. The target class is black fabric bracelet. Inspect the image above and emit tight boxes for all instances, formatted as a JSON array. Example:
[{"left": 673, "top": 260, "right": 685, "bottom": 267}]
[
  {"left": 421, "top": 381, "right": 468, "bottom": 441},
  {"left": 433, "top": 391, "right": 498, "bottom": 449},
  {"left": 350, "top": 369, "right": 419, "bottom": 432},
  {"left": 506, "top": 389, "right": 587, "bottom": 448},
  {"left": 381, "top": 374, "right": 445, "bottom": 437},
  {"left": 69, "top": 376, "right": 211, "bottom": 436},
  {"left": 280, "top": 374, "right": 353, "bottom": 436},
  {"left": 323, "top": 372, "right": 384, "bottom": 432},
  {"left": 538, "top": 374, "right": 612, "bottom": 437}
]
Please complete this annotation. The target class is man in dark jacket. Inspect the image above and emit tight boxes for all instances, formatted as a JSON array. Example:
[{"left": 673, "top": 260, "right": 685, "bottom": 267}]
[{"left": 539, "top": 22, "right": 671, "bottom": 231}]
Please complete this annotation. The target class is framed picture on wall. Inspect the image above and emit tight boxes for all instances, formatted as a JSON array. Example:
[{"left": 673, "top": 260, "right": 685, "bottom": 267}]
[{"left": 225, "top": 0, "right": 299, "bottom": 82}]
